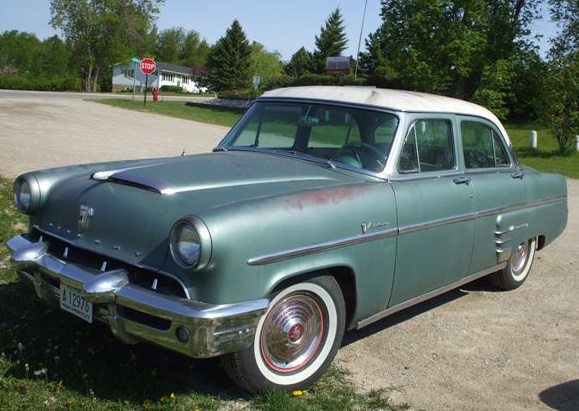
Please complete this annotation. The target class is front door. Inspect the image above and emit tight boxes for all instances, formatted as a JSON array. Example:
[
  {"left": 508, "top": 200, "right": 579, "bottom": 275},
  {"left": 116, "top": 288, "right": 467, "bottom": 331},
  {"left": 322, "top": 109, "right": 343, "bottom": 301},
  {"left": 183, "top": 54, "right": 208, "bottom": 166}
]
[{"left": 389, "top": 118, "right": 475, "bottom": 306}]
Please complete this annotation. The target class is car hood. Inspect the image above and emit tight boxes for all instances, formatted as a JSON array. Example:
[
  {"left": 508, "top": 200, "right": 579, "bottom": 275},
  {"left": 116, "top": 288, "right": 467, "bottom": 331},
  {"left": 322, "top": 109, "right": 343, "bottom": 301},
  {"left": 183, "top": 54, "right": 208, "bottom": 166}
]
[
  {"left": 29, "top": 151, "right": 367, "bottom": 269},
  {"left": 91, "top": 150, "right": 346, "bottom": 196}
]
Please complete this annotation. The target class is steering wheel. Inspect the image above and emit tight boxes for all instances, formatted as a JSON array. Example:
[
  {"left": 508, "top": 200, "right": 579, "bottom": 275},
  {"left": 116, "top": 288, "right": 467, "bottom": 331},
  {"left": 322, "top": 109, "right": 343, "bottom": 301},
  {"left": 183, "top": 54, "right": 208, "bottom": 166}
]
[{"left": 339, "top": 142, "right": 385, "bottom": 171}]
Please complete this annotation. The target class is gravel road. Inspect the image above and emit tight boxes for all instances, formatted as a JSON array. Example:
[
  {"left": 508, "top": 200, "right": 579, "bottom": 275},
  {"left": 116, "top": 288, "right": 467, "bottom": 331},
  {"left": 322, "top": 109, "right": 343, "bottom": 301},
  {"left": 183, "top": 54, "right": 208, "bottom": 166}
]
[{"left": 1, "top": 90, "right": 577, "bottom": 410}]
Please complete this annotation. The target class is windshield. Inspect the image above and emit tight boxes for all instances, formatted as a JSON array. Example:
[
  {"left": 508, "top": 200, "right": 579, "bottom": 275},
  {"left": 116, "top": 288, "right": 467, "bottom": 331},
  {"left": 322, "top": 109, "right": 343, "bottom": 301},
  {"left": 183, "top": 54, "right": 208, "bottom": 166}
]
[{"left": 219, "top": 101, "right": 399, "bottom": 173}]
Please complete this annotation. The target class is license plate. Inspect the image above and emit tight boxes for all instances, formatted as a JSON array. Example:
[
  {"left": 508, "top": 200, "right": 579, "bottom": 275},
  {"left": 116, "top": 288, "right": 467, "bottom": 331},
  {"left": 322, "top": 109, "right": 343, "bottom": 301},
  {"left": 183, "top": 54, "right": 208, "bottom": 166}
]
[{"left": 60, "top": 284, "right": 93, "bottom": 323}]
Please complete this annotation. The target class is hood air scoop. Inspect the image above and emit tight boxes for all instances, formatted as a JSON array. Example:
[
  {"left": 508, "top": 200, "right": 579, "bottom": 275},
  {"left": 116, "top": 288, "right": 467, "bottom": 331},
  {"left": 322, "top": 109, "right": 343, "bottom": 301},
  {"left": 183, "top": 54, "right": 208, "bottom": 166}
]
[{"left": 92, "top": 163, "right": 175, "bottom": 195}]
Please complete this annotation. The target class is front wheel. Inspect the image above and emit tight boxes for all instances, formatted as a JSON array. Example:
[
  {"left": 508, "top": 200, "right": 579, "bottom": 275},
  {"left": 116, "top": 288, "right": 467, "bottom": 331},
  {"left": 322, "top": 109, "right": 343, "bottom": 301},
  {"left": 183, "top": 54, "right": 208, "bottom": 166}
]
[
  {"left": 221, "top": 276, "right": 346, "bottom": 393},
  {"left": 489, "top": 237, "right": 537, "bottom": 290}
]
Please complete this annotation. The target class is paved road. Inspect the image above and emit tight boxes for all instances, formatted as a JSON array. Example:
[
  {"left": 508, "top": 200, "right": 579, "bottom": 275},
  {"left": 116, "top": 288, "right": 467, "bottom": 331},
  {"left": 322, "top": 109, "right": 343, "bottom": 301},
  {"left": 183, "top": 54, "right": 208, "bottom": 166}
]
[
  {"left": 0, "top": 89, "right": 228, "bottom": 178},
  {"left": 0, "top": 89, "right": 577, "bottom": 410}
]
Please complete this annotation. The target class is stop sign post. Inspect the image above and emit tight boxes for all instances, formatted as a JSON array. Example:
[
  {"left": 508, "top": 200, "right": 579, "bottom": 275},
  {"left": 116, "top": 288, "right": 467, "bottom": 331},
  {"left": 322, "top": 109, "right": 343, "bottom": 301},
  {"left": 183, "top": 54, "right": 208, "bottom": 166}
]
[{"left": 140, "top": 58, "right": 156, "bottom": 105}]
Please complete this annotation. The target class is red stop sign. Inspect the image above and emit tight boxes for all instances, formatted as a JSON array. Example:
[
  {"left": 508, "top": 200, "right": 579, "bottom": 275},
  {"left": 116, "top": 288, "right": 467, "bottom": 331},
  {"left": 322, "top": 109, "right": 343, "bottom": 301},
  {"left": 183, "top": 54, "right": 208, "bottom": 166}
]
[{"left": 140, "top": 58, "right": 156, "bottom": 75}]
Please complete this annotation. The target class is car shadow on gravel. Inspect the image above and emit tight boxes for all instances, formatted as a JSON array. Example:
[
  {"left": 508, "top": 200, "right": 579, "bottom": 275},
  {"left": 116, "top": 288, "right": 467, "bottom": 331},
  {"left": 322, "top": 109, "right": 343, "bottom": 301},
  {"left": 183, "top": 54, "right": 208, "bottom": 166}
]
[
  {"left": 341, "top": 286, "right": 470, "bottom": 346},
  {"left": 539, "top": 379, "right": 579, "bottom": 411}
]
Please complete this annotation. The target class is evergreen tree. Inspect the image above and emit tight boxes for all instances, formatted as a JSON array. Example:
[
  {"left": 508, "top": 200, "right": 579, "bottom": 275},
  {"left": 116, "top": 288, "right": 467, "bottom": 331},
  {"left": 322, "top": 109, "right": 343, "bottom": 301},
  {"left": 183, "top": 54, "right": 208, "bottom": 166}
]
[
  {"left": 206, "top": 20, "right": 252, "bottom": 93},
  {"left": 313, "top": 8, "right": 348, "bottom": 73},
  {"left": 285, "top": 47, "right": 315, "bottom": 77}
]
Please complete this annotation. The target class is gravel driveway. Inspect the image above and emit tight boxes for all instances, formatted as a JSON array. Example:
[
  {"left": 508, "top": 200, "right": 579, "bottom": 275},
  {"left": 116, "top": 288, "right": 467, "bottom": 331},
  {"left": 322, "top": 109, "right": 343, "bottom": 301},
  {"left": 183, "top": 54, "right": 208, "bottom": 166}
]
[{"left": 1, "top": 90, "right": 577, "bottom": 410}]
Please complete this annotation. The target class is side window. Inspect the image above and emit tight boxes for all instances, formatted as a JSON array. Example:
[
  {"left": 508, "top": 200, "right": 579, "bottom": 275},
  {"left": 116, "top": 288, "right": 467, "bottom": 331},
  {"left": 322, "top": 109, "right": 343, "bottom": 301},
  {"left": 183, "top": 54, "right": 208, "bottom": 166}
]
[
  {"left": 461, "top": 121, "right": 511, "bottom": 169},
  {"left": 398, "top": 119, "right": 455, "bottom": 173}
]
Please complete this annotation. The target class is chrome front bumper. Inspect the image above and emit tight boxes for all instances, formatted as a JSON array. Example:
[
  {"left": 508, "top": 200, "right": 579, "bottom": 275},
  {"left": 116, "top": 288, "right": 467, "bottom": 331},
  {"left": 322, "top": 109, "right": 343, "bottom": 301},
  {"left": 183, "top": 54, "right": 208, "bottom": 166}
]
[{"left": 7, "top": 235, "right": 268, "bottom": 359}]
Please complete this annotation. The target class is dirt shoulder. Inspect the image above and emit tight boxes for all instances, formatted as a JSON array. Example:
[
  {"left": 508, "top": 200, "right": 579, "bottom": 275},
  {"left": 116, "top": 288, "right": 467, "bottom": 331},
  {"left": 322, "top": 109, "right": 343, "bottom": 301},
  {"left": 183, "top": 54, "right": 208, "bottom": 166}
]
[{"left": 1, "top": 91, "right": 577, "bottom": 410}]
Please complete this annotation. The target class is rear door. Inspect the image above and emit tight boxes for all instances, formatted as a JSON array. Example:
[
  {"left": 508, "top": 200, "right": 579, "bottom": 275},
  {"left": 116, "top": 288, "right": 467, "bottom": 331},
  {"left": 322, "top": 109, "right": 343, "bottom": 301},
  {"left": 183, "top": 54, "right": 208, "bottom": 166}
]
[
  {"left": 459, "top": 117, "right": 529, "bottom": 274},
  {"left": 389, "top": 116, "right": 476, "bottom": 306}
]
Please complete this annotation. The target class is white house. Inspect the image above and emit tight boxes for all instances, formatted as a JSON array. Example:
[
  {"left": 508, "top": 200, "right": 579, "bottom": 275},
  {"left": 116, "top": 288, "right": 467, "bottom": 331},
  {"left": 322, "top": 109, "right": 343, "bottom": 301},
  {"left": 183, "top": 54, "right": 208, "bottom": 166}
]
[{"left": 112, "top": 61, "right": 206, "bottom": 93}]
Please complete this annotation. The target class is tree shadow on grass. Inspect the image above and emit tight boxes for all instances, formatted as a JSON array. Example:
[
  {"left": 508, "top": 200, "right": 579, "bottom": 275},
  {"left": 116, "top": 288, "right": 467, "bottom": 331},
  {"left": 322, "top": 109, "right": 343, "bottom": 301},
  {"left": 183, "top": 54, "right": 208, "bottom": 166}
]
[
  {"left": 516, "top": 147, "right": 574, "bottom": 158},
  {"left": 0, "top": 279, "right": 248, "bottom": 405}
]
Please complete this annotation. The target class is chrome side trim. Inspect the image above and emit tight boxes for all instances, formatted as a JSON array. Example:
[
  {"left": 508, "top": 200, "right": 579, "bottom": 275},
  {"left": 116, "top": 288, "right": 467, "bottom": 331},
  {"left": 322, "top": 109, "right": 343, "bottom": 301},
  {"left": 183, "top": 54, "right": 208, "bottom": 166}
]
[
  {"left": 399, "top": 212, "right": 477, "bottom": 235},
  {"left": 247, "top": 227, "right": 398, "bottom": 266},
  {"left": 356, "top": 263, "right": 506, "bottom": 329},
  {"left": 477, "top": 195, "right": 566, "bottom": 219},
  {"left": 248, "top": 195, "right": 566, "bottom": 266}
]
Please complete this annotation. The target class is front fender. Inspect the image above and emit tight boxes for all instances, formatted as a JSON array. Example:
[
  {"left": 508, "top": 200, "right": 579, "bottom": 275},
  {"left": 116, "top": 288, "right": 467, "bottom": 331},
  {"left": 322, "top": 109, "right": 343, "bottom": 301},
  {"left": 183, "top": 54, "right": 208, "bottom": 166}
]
[{"left": 167, "top": 182, "right": 398, "bottom": 316}]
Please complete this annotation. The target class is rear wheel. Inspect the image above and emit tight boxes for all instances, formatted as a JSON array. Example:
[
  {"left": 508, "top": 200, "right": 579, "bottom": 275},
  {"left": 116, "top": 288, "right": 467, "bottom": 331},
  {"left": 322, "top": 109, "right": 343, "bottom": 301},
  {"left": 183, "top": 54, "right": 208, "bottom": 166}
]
[
  {"left": 221, "top": 276, "right": 345, "bottom": 393},
  {"left": 489, "top": 238, "right": 537, "bottom": 290}
]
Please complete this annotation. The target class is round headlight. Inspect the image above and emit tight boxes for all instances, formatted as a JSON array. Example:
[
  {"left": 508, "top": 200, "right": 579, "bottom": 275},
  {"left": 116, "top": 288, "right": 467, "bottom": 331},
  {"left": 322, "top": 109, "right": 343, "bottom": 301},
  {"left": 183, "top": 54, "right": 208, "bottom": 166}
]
[
  {"left": 170, "top": 221, "right": 201, "bottom": 268},
  {"left": 14, "top": 180, "right": 32, "bottom": 212},
  {"left": 169, "top": 216, "right": 212, "bottom": 270}
]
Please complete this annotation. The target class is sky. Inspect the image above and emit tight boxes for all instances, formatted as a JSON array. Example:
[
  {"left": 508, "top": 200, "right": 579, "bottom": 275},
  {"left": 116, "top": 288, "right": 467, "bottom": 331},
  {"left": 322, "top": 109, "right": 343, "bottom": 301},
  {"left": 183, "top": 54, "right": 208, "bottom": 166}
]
[{"left": 0, "top": 0, "right": 556, "bottom": 61}]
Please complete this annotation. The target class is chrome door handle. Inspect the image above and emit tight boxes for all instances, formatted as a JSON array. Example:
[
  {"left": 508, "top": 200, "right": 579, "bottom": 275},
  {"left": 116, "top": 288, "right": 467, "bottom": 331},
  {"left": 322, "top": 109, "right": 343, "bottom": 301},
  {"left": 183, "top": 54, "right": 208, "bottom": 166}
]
[{"left": 453, "top": 176, "right": 471, "bottom": 185}]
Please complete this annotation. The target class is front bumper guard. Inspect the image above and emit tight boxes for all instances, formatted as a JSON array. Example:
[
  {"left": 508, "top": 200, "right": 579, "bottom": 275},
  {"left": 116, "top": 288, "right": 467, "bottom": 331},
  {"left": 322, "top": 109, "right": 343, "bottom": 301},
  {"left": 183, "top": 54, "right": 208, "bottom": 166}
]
[{"left": 7, "top": 235, "right": 269, "bottom": 359}]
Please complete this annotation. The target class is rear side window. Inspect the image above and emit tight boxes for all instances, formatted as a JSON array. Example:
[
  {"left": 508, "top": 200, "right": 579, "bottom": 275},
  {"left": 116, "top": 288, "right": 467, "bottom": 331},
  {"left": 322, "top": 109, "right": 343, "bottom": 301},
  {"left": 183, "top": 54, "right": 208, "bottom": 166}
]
[
  {"left": 398, "top": 119, "right": 455, "bottom": 173},
  {"left": 461, "top": 121, "right": 511, "bottom": 169}
]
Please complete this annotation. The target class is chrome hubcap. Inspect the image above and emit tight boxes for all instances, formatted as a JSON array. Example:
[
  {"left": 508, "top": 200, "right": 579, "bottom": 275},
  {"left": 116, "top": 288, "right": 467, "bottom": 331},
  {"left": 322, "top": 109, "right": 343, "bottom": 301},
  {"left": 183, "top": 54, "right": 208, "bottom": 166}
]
[
  {"left": 260, "top": 292, "right": 324, "bottom": 373},
  {"left": 511, "top": 241, "right": 529, "bottom": 276}
]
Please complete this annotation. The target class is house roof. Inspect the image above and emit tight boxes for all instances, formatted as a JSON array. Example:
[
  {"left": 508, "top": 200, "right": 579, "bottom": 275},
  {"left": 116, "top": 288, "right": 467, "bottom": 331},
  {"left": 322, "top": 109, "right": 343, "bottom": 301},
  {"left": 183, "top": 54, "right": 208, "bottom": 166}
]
[{"left": 155, "top": 62, "right": 192, "bottom": 75}]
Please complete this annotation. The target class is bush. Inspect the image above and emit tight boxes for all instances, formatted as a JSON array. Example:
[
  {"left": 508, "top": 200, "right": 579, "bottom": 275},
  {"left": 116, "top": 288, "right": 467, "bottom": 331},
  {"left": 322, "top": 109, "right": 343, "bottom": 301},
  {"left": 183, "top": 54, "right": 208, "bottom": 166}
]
[
  {"left": 159, "top": 85, "right": 185, "bottom": 93},
  {"left": 0, "top": 75, "right": 82, "bottom": 91}
]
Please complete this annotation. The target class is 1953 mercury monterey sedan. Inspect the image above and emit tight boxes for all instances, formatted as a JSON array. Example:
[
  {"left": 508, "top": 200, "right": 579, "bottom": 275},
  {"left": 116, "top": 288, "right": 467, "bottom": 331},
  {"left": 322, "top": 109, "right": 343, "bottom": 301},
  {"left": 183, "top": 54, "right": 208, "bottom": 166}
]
[{"left": 8, "top": 86, "right": 568, "bottom": 392}]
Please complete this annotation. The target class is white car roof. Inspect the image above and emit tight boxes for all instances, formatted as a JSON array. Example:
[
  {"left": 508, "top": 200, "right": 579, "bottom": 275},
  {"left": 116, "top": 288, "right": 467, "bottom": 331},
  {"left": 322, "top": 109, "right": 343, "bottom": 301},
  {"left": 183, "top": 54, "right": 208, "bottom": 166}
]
[{"left": 261, "top": 86, "right": 510, "bottom": 143}]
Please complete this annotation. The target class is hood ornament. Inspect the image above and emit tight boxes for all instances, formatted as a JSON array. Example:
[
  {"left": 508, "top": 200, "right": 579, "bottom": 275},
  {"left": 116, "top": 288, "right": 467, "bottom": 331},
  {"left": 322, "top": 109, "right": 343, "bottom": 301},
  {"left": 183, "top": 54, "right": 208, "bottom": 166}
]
[{"left": 78, "top": 205, "right": 94, "bottom": 233}]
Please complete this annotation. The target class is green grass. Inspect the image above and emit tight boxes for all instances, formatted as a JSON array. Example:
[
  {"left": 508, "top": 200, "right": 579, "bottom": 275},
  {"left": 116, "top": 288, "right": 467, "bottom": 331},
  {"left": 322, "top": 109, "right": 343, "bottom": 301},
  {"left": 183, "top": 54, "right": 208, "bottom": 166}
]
[
  {"left": 0, "top": 175, "right": 405, "bottom": 410},
  {"left": 506, "top": 123, "right": 579, "bottom": 179},
  {"left": 96, "top": 99, "right": 241, "bottom": 128}
]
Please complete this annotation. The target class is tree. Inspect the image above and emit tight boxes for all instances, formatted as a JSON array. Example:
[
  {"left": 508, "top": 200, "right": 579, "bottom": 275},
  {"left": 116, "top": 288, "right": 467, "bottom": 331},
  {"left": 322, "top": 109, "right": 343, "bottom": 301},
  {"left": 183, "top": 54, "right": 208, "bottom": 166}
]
[
  {"left": 154, "top": 27, "right": 186, "bottom": 63},
  {"left": 206, "top": 20, "right": 252, "bottom": 93},
  {"left": 313, "top": 8, "right": 348, "bottom": 73},
  {"left": 180, "top": 30, "right": 210, "bottom": 69},
  {"left": 50, "top": 0, "right": 163, "bottom": 92},
  {"left": 249, "top": 42, "right": 284, "bottom": 87},
  {"left": 360, "top": 0, "right": 541, "bottom": 108},
  {"left": 544, "top": 0, "right": 579, "bottom": 152},
  {"left": 0, "top": 30, "right": 42, "bottom": 75},
  {"left": 38, "top": 36, "right": 72, "bottom": 78},
  {"left": 285, "top": 47, "right": 315, "bottom": 77}
]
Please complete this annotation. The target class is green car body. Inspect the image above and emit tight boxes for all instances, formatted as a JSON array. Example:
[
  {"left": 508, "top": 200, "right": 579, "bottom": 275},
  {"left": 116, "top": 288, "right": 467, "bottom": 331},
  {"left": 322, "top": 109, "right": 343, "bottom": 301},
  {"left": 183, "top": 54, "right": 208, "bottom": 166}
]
[{"left": 8, "top": 86, "right": 568, "bottom": 392}]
